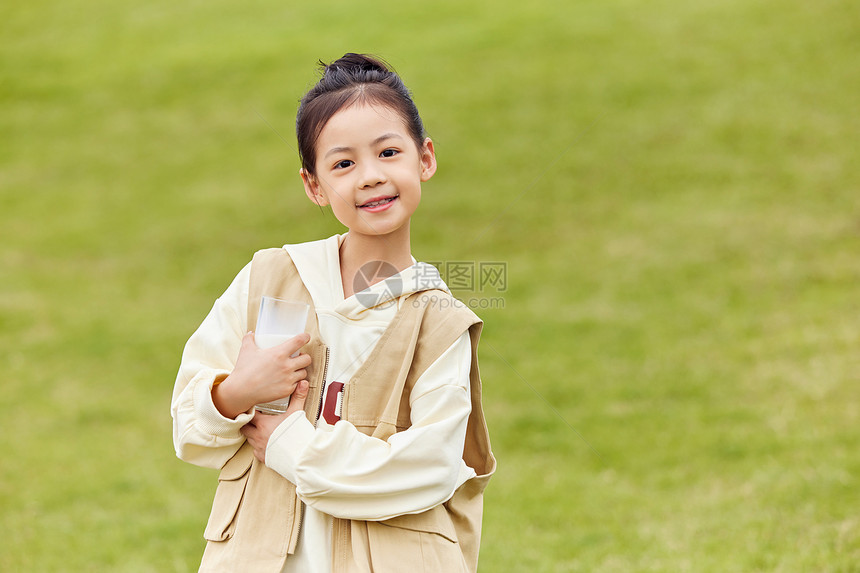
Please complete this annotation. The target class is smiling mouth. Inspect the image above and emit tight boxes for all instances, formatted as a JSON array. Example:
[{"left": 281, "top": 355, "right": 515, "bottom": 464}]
[{"left": 358, "top": 195, "right": 399, "bottom": 208}]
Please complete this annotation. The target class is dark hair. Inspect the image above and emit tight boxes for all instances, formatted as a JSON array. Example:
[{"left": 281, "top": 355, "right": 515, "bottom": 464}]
[{"left": 296, "top": 53, "right": 426, "bottom": 176}]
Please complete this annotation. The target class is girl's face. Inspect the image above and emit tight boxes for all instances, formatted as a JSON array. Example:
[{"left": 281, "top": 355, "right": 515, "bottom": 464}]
[{"left": 301, "top": 102, "right": 436, "bottom": 240}]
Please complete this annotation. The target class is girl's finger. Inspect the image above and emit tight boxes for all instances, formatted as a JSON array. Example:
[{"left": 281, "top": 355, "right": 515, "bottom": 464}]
[{"left": 285, "top": 380, "right": 309, "bottom": 417}]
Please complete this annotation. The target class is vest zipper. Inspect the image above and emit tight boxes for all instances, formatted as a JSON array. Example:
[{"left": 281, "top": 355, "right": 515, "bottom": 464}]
[
  {"left": 291, "top": 345, "right": 330, "bottom": 553},
  {"left": 314, "top": 346, "right": 330, "bottom": 422}
]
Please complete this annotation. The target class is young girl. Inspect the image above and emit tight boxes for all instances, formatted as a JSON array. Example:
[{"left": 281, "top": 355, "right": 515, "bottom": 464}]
[{"left": 171, "top": 53, "right": 495, "bottom": 573}]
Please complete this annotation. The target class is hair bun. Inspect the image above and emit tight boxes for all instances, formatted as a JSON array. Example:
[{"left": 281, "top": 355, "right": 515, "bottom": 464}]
[{"left": 324, "top": 53, "right": 392, "bottom": 75}]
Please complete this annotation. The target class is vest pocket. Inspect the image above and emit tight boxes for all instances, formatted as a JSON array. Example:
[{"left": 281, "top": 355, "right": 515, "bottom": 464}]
[
  {"left": 365, "top": 506, "right": 468, "bottom": 573},
  {"left": 203, "top": 448, "right": 254, "bottom": 542}
]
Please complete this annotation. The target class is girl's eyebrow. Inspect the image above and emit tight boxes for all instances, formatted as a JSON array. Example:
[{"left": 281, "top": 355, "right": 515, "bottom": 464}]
[
  {"left": 371, "top": 132, "right": 404, "bottom": 146},
  {"left": 323, "top": 133, "right": 404, "bottom": 159}
]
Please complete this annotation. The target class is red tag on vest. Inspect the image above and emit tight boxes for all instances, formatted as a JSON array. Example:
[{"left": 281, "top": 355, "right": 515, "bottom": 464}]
[{"left": 321, "top": 381, "right": 344, "bottom": 425}]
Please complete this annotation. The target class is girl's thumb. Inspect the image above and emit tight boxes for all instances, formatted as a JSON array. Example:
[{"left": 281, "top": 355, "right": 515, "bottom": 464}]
[
  {"left": 286, "top": 380, "right": 309, "bottom": 417},
  {"left": 294, "top": 380, "right": 309, "bottom": 400}
]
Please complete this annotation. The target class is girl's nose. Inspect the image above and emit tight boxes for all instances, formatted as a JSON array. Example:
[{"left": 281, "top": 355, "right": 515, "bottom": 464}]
[{"left": 358, "top": 161, "right": 386, "bottom": 188}]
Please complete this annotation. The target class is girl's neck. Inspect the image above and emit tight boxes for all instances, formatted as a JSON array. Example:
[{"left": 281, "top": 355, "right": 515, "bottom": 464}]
[{"left": 339, "top": 225, "right": 413, "bottom": 299}]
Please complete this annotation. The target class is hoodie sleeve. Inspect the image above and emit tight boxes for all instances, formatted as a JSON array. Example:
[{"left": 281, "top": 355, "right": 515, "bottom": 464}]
[
  {"left": 265, "top": 331, "right": 476, "bottom": 521},
  {"left": 170, "top": 263, "right": 255, "bottom": 469}
]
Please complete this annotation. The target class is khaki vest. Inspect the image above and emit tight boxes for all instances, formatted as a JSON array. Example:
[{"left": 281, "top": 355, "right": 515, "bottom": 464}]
[{"left": 200, "top": 248, "right": 496, "bottom": 573}]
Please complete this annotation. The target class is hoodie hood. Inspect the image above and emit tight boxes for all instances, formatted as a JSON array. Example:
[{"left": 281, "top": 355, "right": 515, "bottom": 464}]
[{"left": 283, "top": 234, "right": 449, "bottom": 321}]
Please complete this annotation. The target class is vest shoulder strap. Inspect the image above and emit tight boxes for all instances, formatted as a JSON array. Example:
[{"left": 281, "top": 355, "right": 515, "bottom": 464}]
[{"left": 246, "top": 248, "right": 318, "bottom": 337}]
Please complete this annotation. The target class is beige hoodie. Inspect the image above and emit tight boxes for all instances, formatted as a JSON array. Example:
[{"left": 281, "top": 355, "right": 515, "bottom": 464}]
[{"left": 171, "top": 235, "right": 476, "bottom": 573}]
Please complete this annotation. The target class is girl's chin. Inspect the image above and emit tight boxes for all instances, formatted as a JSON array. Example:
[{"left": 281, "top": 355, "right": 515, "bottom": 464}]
[{"left": 347, "top": 221, "right": 410, "bottom": 238}]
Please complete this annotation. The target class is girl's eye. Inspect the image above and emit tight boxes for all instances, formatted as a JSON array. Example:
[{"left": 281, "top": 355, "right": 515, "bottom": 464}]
[
  {"left": 334, "top": 159, "right": 354, "bottom": 170},
  {"left": 380, "top": 149, "right": 398, "bottom": 158}
]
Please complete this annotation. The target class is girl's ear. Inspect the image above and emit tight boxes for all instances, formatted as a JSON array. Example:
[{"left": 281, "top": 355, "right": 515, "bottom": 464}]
[
  {"left": 419, "top": 138, "right": 437, "bottom": 182},
  {"left": 301, "top": 168, "right": 329, "bottom": 206}
]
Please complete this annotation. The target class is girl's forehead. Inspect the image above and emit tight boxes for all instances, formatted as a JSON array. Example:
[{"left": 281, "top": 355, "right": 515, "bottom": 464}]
[{"left": 319, "top": 102, "right": 409, "bottom": 140}]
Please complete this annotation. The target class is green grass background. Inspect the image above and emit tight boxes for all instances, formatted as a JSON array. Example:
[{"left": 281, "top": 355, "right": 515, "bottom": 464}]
[{"left": 2, "top": 0, "right": 859, "bottom": 570}]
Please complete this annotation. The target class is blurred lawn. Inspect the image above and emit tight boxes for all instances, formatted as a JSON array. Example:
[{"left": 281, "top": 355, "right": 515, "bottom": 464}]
[{"left": 2, "top": 0, "right": 859, "bottom": 571}]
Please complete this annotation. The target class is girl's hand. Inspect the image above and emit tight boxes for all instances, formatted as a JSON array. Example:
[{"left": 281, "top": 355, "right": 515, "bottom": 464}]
[
  {"left": 212, "top": 331, "right": 312, "bottom": 419},
  {"left": 240, "top": 380, "right": 310, "bottom": 463}
]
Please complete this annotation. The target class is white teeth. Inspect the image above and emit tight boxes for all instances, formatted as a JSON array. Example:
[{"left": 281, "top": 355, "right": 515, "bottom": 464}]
[{"left": 361, "top": 196, "right": 395, "bottom": 208}]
